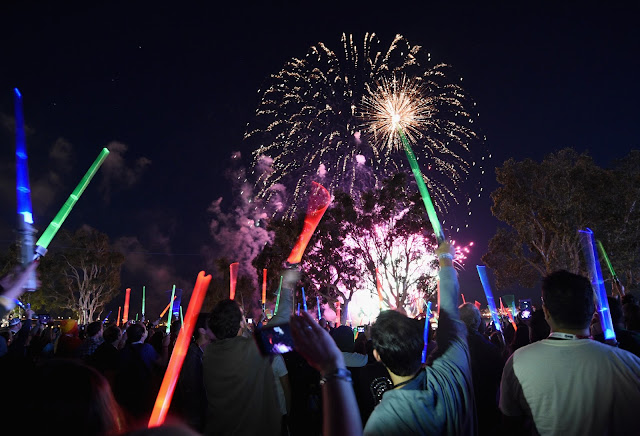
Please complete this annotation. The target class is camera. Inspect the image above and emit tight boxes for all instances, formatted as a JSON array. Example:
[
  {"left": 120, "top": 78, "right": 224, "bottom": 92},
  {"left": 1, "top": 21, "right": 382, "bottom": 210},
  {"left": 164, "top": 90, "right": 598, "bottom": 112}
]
[
  {"left": 519, "top": 299, "right": 532, "bottom": 319},
  {"left": 357, "top": 326, "right": 365, "bottom": 333},
  {"left": 37, "top": 314, "right": 51, "bottom": 324},
  {"left": 253, "top": 323, "right": 295, "bottom": 356}
]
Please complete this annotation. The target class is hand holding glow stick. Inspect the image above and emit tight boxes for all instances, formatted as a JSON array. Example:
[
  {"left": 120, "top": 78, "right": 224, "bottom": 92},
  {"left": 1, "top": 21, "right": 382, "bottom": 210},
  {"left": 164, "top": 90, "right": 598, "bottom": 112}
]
[{"left": 149, "top": 271, "right": 212, "bottom": 427}]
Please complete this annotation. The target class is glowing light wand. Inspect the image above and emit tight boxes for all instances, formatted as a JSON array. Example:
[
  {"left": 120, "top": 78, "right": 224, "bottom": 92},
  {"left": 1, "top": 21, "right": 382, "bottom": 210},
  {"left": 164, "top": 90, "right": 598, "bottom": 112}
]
[
  {"left": 286, "top": 182, "right": 332, "bottom": 265},
  {"left": 421, "top": 301, "right": 432, "bottom": 364},
  {"left": 596, "top": 240, "right": 618, "bottom": 283},
  {"left": 274, "top": 276, "right": 283, "bottom": 315},
  {"left": 166, "top": 285, "right": 176, "bottom": 334},
  {"left": 149, "top": 271, "right": 212, "bottom": 428},
  {"left": 34, "top": 148, "right": 110, "bottom": 258},
  {"left": 122, "top": 288, "right": 131, "bottom": 324},
  {"left": 397, "top": 127, "right": 444, "bottom": 243},
  {"left": 142, "top": 285, "right": 146, "bottom": 318},
  {"left": 14, "top": 88, "right": 37, "bottom": 291},
  {"left": 476, "top": 266, "right": 502, "bottom": 332},
  {"left": 579, "top": 229, "right": 616, "bottom": 341}
]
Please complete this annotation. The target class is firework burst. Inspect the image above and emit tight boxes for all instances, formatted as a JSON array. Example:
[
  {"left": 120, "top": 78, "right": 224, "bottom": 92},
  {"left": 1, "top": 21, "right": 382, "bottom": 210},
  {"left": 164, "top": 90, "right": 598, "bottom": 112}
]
[{"left": 246, "top": 33, "right": 487, "bottom": 230}]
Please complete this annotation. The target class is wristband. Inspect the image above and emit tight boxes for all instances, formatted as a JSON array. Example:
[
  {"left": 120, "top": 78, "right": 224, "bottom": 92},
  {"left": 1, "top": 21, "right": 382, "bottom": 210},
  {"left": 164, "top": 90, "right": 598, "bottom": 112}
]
[
  {"left": 320, "top": 367, "right": 352, "bottom": 385},
  {"left": 438, "top": 253, "right": 454, "bottom": 260}
]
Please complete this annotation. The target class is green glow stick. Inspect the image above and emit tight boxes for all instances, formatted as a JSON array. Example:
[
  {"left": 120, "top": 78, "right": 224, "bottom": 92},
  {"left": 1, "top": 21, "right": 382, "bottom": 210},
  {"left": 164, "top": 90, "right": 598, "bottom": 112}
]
[
  {"left": 596, "top": 240, "right": 617, "bottom": 280},
  {"left": 179, "top": 305, "right": 184, "bottom": 327},
  {"left": 142, "top": 285, "right": 146, "bottom": 317},
  {"left": 274, "top": 276, "right": 283, "bottom": 315},
  {"left": 35, "top": 148, "right": 110, "bottom": 256},
  {"left": 397, "top": 127, "right": 444, "bottom": 243},
  {"left": 166, "top": 285, "right": 176, "bottom": 334}
]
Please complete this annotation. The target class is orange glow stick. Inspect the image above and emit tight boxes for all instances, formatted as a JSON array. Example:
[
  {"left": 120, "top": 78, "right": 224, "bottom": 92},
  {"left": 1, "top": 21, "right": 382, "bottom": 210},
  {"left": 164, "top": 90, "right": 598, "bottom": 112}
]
[
  {"left": 159, "top": 296, "right": 177, "bottom": 318},
  {"left": 116, "top": 306, "right": 121, "bottom": 327},
  {"left": 461, "top": 293, "right": 466, "bottom": 304},
  {"left": 262, "top": 269, "right": 267, "bottom": 306},
  {"left": 122, "top": 288, "right": 131, "bottom": 324},
  {"left": 375, "top": 268, "right": 384, "bottom": 309},
  {"left": 335, "top": 301, "right": 341, "bottom": 327},
  {"left": 230, "top": 262, "right": 239, "bottom": 300},
  {"left": 286, "top": 182, "right": 331, "bottom": 264},
  {"left": 148, "top": 271, "right": 212, "bottom": 428}
]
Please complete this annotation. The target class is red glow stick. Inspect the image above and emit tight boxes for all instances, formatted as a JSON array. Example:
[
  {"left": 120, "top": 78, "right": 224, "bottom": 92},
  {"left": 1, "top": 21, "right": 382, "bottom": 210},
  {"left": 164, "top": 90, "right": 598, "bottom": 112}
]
[
  {"left": 148, "top": 271, "right": 212, "bottom": 428},
  {"left": 230, "top": 262, "right": 239, "bottom": 300},
  {"left": 335, "top": 301, "right": 341, "bottom": 327},
  {"left": 461, "top": 293, "right": 466, "bottom": 304},
  {"left": 474, "top": 300, "right": 481, "bottom": 310},
  {"left": 262, "top": 269, "right": 267, "bottom": 306},
  {"left": 116, "top": 306, "right": 121, "bottom": 327},
  {"left": 375, "top": 268, "right": 384, "bottom": 309},
  {"left": 122, "top": 288, "right": 131, "bottom": 324},
  {"left": 159, "top": 296, "right": 177, "bottom": 318},
  {"left": 286, "top": 182, "right": 331, "bottom": 264}
]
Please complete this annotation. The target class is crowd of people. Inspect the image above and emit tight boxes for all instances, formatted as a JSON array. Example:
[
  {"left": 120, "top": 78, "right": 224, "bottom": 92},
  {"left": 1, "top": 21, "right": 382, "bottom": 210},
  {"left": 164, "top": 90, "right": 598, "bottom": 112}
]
[{"left": 1, "top": 242, "right": 640, "bottom": 435}]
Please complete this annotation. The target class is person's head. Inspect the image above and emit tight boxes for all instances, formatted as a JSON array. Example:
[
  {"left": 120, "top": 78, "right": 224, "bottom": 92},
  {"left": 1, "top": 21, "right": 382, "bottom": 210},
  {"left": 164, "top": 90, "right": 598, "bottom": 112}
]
[
  {"left": 371, "top": 310, "right": 423, "bottom": 376},
  {"left": 529, "top": 308, "right": 551, "bottom": 343},
  {"left": 28, "top": 359, "right": 124, "bottom": 435},
  {"left": 126, "top": 322, "right": 147, "bottom": 343},
  {"left": 623, "top": 303, "right": 640, "bottom": 331},
  {"left": 60, "top": 319, "right": 79, "bottom": 336},
  {"left": 330, "top": 325, "right": 355, "bottom": 353},
  {"left": 608, "top": 296, "right": 624, "bottom": 327},
  {"left": 541, "top": 270, "right": 594, "bottom": 330},
  {"left": 8, "top": 317, "right": 21, "bottom": 331},
  {"left": 458, "top": 302, "right": 482, "bottom": 332},
  {"left": 103, "top": 324, "right": 122, "bottom": 345},
  {"left": 194, "top": 312, "right": 215, "bottom": 344},
  {"left": 209, "top": 299, "right": 243, "bottom": 340},
  {"left": 86, "top": 321, "right": 103, "bottom": 338}
]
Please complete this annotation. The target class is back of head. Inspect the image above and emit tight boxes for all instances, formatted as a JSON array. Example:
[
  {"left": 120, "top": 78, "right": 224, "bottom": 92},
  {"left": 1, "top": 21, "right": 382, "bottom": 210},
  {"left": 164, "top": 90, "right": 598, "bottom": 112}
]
[
  {"left": 372, "top": 310, "right": 423, "bottom": 376},
  {"left": 209, "top": 299, "right": 242, "bottom": 340},
  {"left": 194, "top": 312, "right": 211, "bottom": 341},
  {"left": 330, "top": 325, "right": 355, "bottom": 353},
  {"left": 529, "top": 308, "right": 551, "bottom": 342},
  {"left": 542, "top": 270, "right": 594, "bottom": 330},
  {"left": 87, "top": 321, "right": 103, "bottom": 338},
  {"left": 28, "top": 359, "right": 124, "bottom": 436},
  {"left": 459, "top": 302, "right": 482, "bottom": 331},
  {"left": 623, "top": 303, "right": 640, "bottom": 331},
  {"left": 126, "top": 323, "right": 146, "bottom": 343},
  {"left": 103, "top": 325, "right": 122, "bottom": 344}
]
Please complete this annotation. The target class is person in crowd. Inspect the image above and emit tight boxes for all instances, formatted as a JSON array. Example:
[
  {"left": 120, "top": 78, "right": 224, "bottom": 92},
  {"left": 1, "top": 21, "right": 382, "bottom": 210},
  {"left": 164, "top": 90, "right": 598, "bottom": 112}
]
[
  {"left": 56, "top": 318, "right": 83, "bottom": 358},
  {"left": 528, "top": 307, "right": 550, "bottom": 343},
  {"left": 114, "top": 321, "right": 170, "bottom": 424},
  {"left": 88, "top": 323, "right": 123, "bottom": 385},
  {"left": 459, "top": 302, "right": 504, "bottom": 435},
  {"left": 172, "top": 312, "right": 214, "bottom": 433},
  {"left": 77, "top": 320, "right": 105, "bottom": 360},
  {"left": 508, "top": 320, "right": 530, "bottom": 356},
  {"left": 12, "top": 358, "right": 125, "bottom": 436},
  {"left": 500, "top": 270, "right": 640, "bottom": 435},
  {"left": 3, "top": 306, "right": 34, "bottom": 364},
  {"left": 272, "top": 353, "right": 292, "bottom": 435},
  {"left": 202, "top": 268, "right": 297, "bottom": 436},
  {"left": 363, "top": 241, "right": 476, "bottom": 435},
  {"left": 592, "top": 296, "right": 640, "bottom": 357}
]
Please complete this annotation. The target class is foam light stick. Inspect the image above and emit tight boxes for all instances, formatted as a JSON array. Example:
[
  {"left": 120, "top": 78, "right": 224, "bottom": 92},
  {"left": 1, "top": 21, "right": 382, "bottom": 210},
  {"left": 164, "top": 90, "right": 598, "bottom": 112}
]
[
  {"left": 166, "top": 285, "right": 176, "bottom": 334},
  {"left": 461, "top": 293, "right": 466, "bottom": 304},
  {"left": 142, "top": 286, "right": 146, "bottom": 318},
  {"left": 596, "top": 240, "right": 618, "bottom": 282},
  {"left": 274, "top": 276, "right": 283, "bottom": 315},
  {"left": 122, "top": 288, "right": 131, "bottom": 324},
  {"left": 336, "top": 301, "right": 341, "bottom": 327},
  {"left": 301, "top": 287, "right": 308, "bottom": 312},
  {"left": 476, "top": 266, "right": 502, "bottom": 332},
  {"left": 34, "top": 148, "right": 110, "bottom": 258},
  {"left": 116, "top": 306, "right": 121, "bottom": 327},
  {"left": 14, "top": 88, "right": 37, "bottom": 291},
  {"left": 286, "top": 182, "right": 331, "bottom": 265},
  {"left": 579, "top": 229, "right": 616, "bottom": 341},
  {"left": 297, "top": 303, "right": 301, "bottom": 316},
  {"left": 375, "top": 268, "right": 384, "bottom": 309},
  {"left": 159, "top": 296, "right": 177, "bottom": 318},
  {"left": 421, "top": 301, "right": 432, "bottom": 364},
  {"left": 148, "top": 270, "right": 212, "bottom": 428},
  {"left": 500, "top": 297, "right": 517, "bottom": 331},
  {"left": 179, "top": 306, "right": 184, "bottom": 327},
  {"left": 316, "top": 296, "right": 322, "bottom": 320},
  {"left": 262, "top": 269, "right": 267, "bottom": 307},
  {"left": 136, "top": 313, "right": 138, "bottom": 321},
  {"left": 229, "top": 262, "right": 239, "bottom": 300},
  {"left": 397, "top": 127, "right": 445, "bottom": 243},
  {"left": 102, "top": 310, "right": 112, "bottom": 324}
]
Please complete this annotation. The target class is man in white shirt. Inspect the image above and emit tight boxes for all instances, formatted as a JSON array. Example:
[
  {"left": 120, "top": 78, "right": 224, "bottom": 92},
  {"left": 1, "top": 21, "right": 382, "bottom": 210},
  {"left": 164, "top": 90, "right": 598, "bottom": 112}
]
[{"left": 500, "top": 270, "right": 640, "bottom": 435}]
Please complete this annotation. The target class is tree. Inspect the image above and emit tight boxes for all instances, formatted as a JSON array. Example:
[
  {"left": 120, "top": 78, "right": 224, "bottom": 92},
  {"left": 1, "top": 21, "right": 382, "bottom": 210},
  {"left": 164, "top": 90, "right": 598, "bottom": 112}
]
[
  {"left": 39, "top": 227, "right": 124, "bottom": 324},
  {"left": 483, "top": 149, "right": 640, "bottom": 290}
]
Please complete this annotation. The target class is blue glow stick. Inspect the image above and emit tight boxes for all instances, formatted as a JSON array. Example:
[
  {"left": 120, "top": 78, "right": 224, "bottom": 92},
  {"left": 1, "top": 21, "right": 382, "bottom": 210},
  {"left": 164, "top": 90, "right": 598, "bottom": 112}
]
[
  {"left": 14, "top": 88, "right": 33, "bottom": 226},
  {"left": 301, "top": 287, "right": 308, "bottom": 312},
  {"left": 421, "top": 301, "right": 432, "bottom": 364},
  {"left": 316, "top": 296, "right": 322, "bottom": 319},
  {"left": 579, "top": 228, "right": 616, "bottom": 341},
  {"left": 103, "top": 310, "right": 112, "bottom": 324},
  {"left": 297, "top": 303, "right": 301, "bottom": 316},
  {"left": 166, "top": 285, "right": 176, "bottom": 334},
  {"left": 476, "top": 266, "right": 502, "bottom": 332}
]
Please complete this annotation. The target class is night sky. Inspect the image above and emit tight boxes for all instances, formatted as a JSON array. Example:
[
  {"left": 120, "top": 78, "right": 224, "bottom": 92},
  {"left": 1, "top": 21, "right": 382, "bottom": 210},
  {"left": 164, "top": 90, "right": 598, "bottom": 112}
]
[{"left": 1, "top": 1, "right": 638, "bottom": 315}]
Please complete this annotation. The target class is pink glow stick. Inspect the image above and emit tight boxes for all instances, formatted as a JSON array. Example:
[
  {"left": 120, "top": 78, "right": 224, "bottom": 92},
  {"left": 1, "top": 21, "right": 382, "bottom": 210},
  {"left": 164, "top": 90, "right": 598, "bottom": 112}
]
[{"left": 230, "top": 262, "right": 239, "bottom": 300}]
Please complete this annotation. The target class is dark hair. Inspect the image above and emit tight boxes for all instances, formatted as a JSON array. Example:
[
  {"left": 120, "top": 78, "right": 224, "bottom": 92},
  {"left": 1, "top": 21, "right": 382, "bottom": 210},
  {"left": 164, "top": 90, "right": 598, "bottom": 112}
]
[
  {"left": 86, "top": 321, "right": 103, "bottom": 337},
  {"left": 209, "top": 300, "right": 242, "bottom": 340},
  {"left": 194, "top": 312, "right": 210, "bottom": 341},
  {"left": 608, "top": 296, "right": 623, "bottom": 326},
  {"left": 330, "top": 326, "right": 355, "bottom": 353},
  {"left": 623, "top": 303, "right": 640, "bottom": 331},
  {"left": 126, "top": 322, "right": 146, "bottom": 343},
  {"left": 371, "top": 310, "right": 423, "bottom": 376},
  {"left": 529, "top": 308, "right": 550, "bottom": 343},
  {"left": 29, "top": 359, "right": 124, "bottom": 435},
  {"left": 542, "top": 270, "right": 594, "bottom": 329},
  {"left": 103, "top": 325, "right": 122, "bottom": 343}
]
